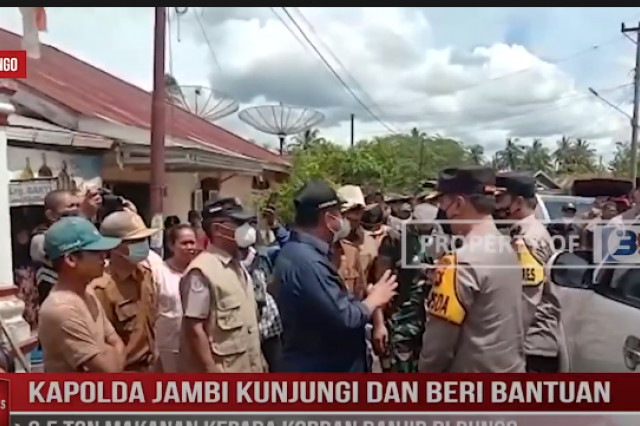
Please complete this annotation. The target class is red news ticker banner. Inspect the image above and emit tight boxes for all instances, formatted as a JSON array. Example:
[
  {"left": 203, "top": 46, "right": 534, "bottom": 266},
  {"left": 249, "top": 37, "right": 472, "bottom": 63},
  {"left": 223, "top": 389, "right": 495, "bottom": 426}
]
[
  {"left": 0, "top": 51, "right": 27, "bottom": 79},
  {"left": 0, "top": 373, "right": 635, "bottom": 413}
]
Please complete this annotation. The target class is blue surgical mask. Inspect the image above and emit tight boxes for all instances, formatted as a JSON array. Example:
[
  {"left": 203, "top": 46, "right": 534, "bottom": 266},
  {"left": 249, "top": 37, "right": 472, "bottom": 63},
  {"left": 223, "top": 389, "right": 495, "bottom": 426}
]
[{"left": 126, "top": 240, "right": 150, "bottom": 264}]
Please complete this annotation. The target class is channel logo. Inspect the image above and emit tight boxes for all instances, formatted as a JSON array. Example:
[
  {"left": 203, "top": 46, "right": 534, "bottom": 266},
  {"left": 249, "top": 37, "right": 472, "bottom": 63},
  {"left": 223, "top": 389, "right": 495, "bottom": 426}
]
[{"left": 593, "top": 224, "right": 640, "bottom": 266}]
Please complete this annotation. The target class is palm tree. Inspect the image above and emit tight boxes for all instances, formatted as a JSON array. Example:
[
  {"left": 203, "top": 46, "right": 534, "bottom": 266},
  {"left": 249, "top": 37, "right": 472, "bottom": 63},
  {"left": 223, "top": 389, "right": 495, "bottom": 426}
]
[
  {"left": 553, "top": 136, "right": 572, "bottom": 173},
  {"left": 490, "top": 153, "right": 501, "bottom": 170},
  {"left": 496, "top": 138, "right": 524, "bottom": 170},
  {"left": 522, "top": 139, "right": 552, "bottom": 173},
  {"left": 571, "top": 138, "right": 596, "bottom": 171},
  {"left": 467, "top": 144, "right": 485, "bottom": 164},
  {"left": 289, "top": 128, "right": 325, "bottom": 151}
]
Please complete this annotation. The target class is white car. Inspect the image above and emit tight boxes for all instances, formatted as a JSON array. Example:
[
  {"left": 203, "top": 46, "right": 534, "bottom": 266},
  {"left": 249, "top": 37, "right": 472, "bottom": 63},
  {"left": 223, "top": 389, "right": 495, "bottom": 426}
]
[
  {"left": 535, "top": 194, "right": 594, "bottom": 223},
  {"left": 548, "top": 251, "right": 640, "bottom": 372}
]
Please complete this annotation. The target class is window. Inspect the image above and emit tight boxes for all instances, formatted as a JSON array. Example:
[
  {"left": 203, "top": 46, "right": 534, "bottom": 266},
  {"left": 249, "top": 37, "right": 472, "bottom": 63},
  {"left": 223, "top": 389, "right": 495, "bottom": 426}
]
[
  {"left": 596, "top": 266, "right": 640, "bottom": 309},
  {"left": 252, "top": 176, "right": 270, "bottom": 191},
  {"left": 200, "top": 177, "right": 220, "bottom": 204}
]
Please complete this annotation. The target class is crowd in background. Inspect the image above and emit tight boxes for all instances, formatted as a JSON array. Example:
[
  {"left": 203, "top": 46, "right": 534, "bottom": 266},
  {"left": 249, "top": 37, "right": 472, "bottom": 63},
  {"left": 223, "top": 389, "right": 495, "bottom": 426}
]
[{"left": 9, "top": 168, "right": 640, "bottom": 373}]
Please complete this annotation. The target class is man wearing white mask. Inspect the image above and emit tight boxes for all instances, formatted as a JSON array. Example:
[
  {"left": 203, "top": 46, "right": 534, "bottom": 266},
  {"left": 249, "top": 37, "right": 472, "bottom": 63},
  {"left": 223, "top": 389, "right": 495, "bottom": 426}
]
[
  {"left": 274, "top": 180, "right": 398, "bottom": 372},
  {"left": 237, "top": 219, "right": 283, "bottom": 372},
  {"left": 177, "top": 198, "right": 266, "bottom": 373}
]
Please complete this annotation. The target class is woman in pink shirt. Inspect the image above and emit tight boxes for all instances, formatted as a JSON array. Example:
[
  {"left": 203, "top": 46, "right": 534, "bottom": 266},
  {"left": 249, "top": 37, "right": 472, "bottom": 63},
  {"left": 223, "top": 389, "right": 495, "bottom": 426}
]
[{"left": 155, "top": 224, "right": 198, "bottom": 372}]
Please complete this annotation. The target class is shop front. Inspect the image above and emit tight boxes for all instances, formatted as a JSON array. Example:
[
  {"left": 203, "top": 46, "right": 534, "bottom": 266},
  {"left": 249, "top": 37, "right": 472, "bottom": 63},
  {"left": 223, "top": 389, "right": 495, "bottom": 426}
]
[{"left": 8, "top": 145, "right": 103, "bottom": 262}]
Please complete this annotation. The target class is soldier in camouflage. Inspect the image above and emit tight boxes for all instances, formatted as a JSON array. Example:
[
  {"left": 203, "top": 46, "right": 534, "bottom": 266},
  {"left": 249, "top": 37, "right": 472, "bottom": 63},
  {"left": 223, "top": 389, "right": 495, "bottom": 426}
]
[{"left": 371, "top": 203, "right": 435, "bottom": 372}]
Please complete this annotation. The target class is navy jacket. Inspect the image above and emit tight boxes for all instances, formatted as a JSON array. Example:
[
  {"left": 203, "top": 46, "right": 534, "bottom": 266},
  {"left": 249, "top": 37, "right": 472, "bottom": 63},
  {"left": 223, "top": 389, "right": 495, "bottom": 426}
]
[
  {"left": 265, "top": 224, "right": 291, "bottom": 265},
  {"left": 274, "top": 231, "right": 370, "bottom": 372}
]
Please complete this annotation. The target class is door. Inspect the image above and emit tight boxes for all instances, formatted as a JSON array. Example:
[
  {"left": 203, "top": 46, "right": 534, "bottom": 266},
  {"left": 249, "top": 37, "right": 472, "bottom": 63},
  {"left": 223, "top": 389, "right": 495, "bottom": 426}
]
[{"left": 570, "top": 266, "right": 640, "bottom": 372}]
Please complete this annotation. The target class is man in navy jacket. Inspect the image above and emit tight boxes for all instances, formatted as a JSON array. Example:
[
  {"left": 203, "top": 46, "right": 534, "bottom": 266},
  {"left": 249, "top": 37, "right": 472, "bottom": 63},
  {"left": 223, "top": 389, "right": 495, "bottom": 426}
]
[{"left": 274, "top": 180, "right": 397, "bottom": 372}]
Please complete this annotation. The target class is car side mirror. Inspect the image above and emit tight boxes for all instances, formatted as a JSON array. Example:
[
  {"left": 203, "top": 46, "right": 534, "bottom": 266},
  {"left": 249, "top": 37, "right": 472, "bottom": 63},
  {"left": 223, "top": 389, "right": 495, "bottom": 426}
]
[{"left": 545, "top": 250, "right": 594, "bottom": 289}]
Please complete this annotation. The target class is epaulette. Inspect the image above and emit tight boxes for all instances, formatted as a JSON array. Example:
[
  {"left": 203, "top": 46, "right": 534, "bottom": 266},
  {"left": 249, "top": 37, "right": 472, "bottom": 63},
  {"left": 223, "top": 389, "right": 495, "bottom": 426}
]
[{"left": 509, "top": 225, "right": 523, "bottom": 239}]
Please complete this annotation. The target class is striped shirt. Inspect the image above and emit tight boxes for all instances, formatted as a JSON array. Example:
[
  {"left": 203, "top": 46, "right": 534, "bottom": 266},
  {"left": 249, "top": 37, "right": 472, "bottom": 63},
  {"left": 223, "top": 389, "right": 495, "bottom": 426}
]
[
  {"left": 30, "top": 232, "right": 57, "bottom": 304},
  {"left": 36, "top": 263, "right": 57, "bottom": 305}
]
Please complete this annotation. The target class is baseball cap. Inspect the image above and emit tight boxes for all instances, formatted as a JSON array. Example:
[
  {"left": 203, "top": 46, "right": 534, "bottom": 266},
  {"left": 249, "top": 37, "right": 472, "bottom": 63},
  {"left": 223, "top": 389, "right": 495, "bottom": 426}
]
[
  {"left": 337, "top": 185, "right": 365, "bottom": 212},
  {"left": 44, "top": 217, "right": 121, "bottom": 261},
  {"left": 100, "top": 210, "right": 159, "bottom": 241},
  {"left": 294, "top": 180, "right": 342, "bottom": 213},
  {"left": 202, "top": 197, "right": 255, "bottom": 222}
]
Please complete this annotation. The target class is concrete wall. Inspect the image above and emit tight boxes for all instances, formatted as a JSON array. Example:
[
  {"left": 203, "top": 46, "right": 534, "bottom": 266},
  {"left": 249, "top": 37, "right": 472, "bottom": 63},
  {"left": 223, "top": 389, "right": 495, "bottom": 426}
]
[{"left": 102, "top": 166, "right": 260, "bottom": 220}]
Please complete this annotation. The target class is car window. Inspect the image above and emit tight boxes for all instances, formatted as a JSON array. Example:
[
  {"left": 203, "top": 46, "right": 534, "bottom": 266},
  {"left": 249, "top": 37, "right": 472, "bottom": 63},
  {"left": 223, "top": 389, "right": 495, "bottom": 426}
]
[
  {"left": 598, "top": 266, "right": 640, "bottom": 309},
  {"left": 534, "top": 202, "right": 546, "bottom": 221},
  {"left": 543, "top": 199, "right": 593, "bottom": 220}
]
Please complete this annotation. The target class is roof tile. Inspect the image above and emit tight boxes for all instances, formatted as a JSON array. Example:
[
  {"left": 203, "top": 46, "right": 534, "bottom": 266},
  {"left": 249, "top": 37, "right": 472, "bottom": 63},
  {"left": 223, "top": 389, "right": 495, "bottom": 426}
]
[{"left": 0, "top": 28, "right": 288, "bottom": 166}]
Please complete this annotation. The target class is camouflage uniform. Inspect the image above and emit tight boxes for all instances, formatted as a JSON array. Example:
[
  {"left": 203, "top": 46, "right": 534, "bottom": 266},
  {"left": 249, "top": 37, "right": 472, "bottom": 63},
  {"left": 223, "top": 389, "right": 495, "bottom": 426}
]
[{"left": 378, "top": 229, "right": 427, "bottom": 372}]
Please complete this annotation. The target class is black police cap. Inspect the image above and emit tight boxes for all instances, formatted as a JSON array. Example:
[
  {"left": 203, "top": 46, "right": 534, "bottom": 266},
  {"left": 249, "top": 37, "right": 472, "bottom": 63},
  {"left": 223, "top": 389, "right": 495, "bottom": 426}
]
[
  {"left": 496, "top": 171, "right": 537, "bottom": 199},
  {"left": 202, "top": 197, "right": 254, "bottom": 222},
  {"left": 294, "top": 180, "right": 342, "bottom": 213},
  {"left": 426, "top": 166, "right": 497, "bottom": 200}
]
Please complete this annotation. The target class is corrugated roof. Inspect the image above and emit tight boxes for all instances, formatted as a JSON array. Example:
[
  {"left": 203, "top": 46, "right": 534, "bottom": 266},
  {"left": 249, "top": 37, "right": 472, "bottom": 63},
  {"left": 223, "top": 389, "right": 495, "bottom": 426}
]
[{"left": 0, "top": 28, "right": 288, "bottom": 166}]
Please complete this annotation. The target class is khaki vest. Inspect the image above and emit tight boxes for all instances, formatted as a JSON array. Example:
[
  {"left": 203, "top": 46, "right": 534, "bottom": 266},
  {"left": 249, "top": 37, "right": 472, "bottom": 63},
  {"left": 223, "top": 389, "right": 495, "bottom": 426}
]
[{"left": 184, "top": 250, "right": 265, "bottom": 373}]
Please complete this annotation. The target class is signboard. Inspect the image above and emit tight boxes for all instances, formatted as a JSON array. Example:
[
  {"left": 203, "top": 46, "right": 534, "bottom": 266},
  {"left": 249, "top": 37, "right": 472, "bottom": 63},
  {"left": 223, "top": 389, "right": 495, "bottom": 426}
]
[{"left": 9, "top": 178, "right": 57, "bottom": 206}]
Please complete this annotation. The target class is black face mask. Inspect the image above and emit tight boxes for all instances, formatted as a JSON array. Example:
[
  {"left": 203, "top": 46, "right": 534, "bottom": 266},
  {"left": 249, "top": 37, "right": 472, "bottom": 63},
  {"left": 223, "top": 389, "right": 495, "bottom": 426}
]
[
  {"left": 492, "top": 207, "right": 511, "bottom": 228},
  {"left": 436, "top": 207, "right": 453, "bottom": 235}
]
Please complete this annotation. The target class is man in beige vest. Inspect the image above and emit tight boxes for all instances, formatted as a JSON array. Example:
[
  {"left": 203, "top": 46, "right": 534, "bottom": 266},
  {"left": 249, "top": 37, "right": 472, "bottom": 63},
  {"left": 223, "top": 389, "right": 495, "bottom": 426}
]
[
  {"left": 178, "top": 197, "right": 265, "bottom": 373},
  {"left": 418, "top": 166, "right": 526, "bottom": 372},
  {"left": 495, "top": 172, "right": 561, "bottom": 372}
]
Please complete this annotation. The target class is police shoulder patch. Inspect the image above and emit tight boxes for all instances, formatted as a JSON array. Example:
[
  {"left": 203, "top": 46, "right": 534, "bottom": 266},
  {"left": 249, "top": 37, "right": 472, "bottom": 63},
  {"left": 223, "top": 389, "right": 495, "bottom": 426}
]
[
  {"left": 513, "top": 238, "right": 544, "bottom": 287},
  {"left": 426, "top": 253, "right": 466, "bottom": 326}
]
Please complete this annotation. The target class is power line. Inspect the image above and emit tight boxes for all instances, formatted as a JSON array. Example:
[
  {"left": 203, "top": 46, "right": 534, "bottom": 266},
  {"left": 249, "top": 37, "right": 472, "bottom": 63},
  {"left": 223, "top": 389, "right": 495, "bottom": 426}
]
[
  {"left": 274, "top": 7, "right": 399, "bottom": 134},
  {"left": 192, "top": 8, "right": 222, "bottom": 72},
  {"left": 267, "top": 8, "right": 317, "bottom": 58},
  {"left": 289, "top": 7, "right": 394, "bottom": 126},
  {"left": 361, "top": 83, "right": 632, "bottom": 135}
]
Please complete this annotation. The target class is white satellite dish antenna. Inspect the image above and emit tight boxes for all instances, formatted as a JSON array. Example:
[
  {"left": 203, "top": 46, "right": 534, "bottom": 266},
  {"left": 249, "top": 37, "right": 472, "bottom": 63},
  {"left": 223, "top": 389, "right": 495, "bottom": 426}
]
[{"left": 165, "top": 74, "right": 239, "bottom": 122}]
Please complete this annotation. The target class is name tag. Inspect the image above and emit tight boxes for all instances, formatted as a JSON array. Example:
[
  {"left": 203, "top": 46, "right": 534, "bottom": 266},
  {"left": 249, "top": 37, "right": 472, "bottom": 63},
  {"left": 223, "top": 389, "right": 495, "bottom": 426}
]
[{"left": 427, "top": 254, "right": 466, "bottom": 325}]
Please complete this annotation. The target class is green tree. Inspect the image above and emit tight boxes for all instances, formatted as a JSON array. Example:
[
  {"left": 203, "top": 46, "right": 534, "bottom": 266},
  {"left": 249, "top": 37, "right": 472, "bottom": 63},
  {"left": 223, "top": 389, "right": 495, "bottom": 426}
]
[
  {"left": 467, "top": 144, "right": 485, "bottom": 165},
  {"left": 522, "top": 139, "right": 552, "bottom": 173},
  {"left": 265, "top": 129, "right": 473, "bottom": 221},
  {"left": 496, "top": 138, "right": 524, "bottom": 170},
  {"left": 553, "top": 136, "right": 572, "bottom": 172},
  {"left": 608, "top": 141, "right": 638, "bottom": 177},
  {"left": 289, "top": 128, "right": 326, "bottom": 151},
  {"left": 553, "top": 136, "right": 596, "bottom": 174}
]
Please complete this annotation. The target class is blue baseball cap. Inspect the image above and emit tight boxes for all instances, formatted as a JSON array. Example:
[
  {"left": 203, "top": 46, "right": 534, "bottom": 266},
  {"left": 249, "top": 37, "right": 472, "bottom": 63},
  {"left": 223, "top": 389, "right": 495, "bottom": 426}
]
[{"left": 44, "top": 217, "right": 122, "bottom": 261}]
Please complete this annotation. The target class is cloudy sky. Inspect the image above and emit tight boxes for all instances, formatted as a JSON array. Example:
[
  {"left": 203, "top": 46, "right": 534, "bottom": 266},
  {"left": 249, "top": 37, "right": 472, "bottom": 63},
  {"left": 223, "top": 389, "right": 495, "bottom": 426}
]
[{"left": 1, "top": 7, "right": 640, "bottom": 159}]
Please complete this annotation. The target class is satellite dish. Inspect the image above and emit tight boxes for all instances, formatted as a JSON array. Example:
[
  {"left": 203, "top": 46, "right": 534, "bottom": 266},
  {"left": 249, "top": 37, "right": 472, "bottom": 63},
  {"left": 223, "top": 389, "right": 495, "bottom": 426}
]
[
  {"left": 238, "top": 104, "right": 325, "bottom": 155},
  {"left": 165, "top": 75, "right": 239, "bottom": 122}
]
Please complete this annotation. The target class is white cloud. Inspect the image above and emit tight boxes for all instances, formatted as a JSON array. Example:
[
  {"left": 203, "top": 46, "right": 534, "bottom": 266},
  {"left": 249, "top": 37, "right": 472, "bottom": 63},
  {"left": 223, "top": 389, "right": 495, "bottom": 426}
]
[{"left": 0, "top": 7, "right": 636, "bottom": 161}]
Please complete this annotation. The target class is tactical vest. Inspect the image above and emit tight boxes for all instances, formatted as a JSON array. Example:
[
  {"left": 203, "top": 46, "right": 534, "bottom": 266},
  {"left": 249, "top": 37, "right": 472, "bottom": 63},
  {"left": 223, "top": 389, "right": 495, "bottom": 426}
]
[{"left": 184, "top": 251, "right": 265, "bottom": 373}]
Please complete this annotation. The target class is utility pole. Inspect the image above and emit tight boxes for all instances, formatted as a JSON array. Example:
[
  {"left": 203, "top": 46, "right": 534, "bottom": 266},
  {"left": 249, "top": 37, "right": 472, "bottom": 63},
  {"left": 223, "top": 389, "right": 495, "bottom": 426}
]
[
  {"left": 349, "top": 113, "right": 355, "bottom": 147},
  {"left": 622, "top": 21, "right": 640, "bottom": 184},
  {"left": 149, "top": 7, "right": 167, "bottom": 254}
]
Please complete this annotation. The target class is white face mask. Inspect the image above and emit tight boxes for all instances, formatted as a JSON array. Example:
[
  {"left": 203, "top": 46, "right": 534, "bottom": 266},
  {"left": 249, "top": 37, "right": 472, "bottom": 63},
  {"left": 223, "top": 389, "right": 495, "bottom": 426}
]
[
  {"left": 235, "top": 223, "right": 257, "bottom": 248},
  {"left": 330, "top": 216, "right": 351, "bottom": 243}
]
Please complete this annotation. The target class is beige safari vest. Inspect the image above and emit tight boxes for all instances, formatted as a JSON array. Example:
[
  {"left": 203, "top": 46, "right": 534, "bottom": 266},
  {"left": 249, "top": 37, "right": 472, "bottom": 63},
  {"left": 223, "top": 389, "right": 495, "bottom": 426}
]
[{"left": 183, "top": 249, "right": 265, "bottom": 373}]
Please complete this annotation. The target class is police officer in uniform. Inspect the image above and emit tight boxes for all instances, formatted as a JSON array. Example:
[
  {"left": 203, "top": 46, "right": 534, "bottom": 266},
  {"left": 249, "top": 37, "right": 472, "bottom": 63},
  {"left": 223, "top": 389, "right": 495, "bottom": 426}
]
[
  {"left": 495, "top": 171, "right": 561, "bottom": 373},
  {"left": 418, "top": 166, "right": 526, "bottom": 372},
  {"left": 178, "top": 198, "right": 266, "bottom": 373}
]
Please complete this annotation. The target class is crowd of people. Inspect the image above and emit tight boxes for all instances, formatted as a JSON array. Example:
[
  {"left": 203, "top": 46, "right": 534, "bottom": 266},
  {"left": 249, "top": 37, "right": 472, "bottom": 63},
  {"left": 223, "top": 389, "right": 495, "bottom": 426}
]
[{"left": 11, "top": 165, "right": 638, "bottom": 373}]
